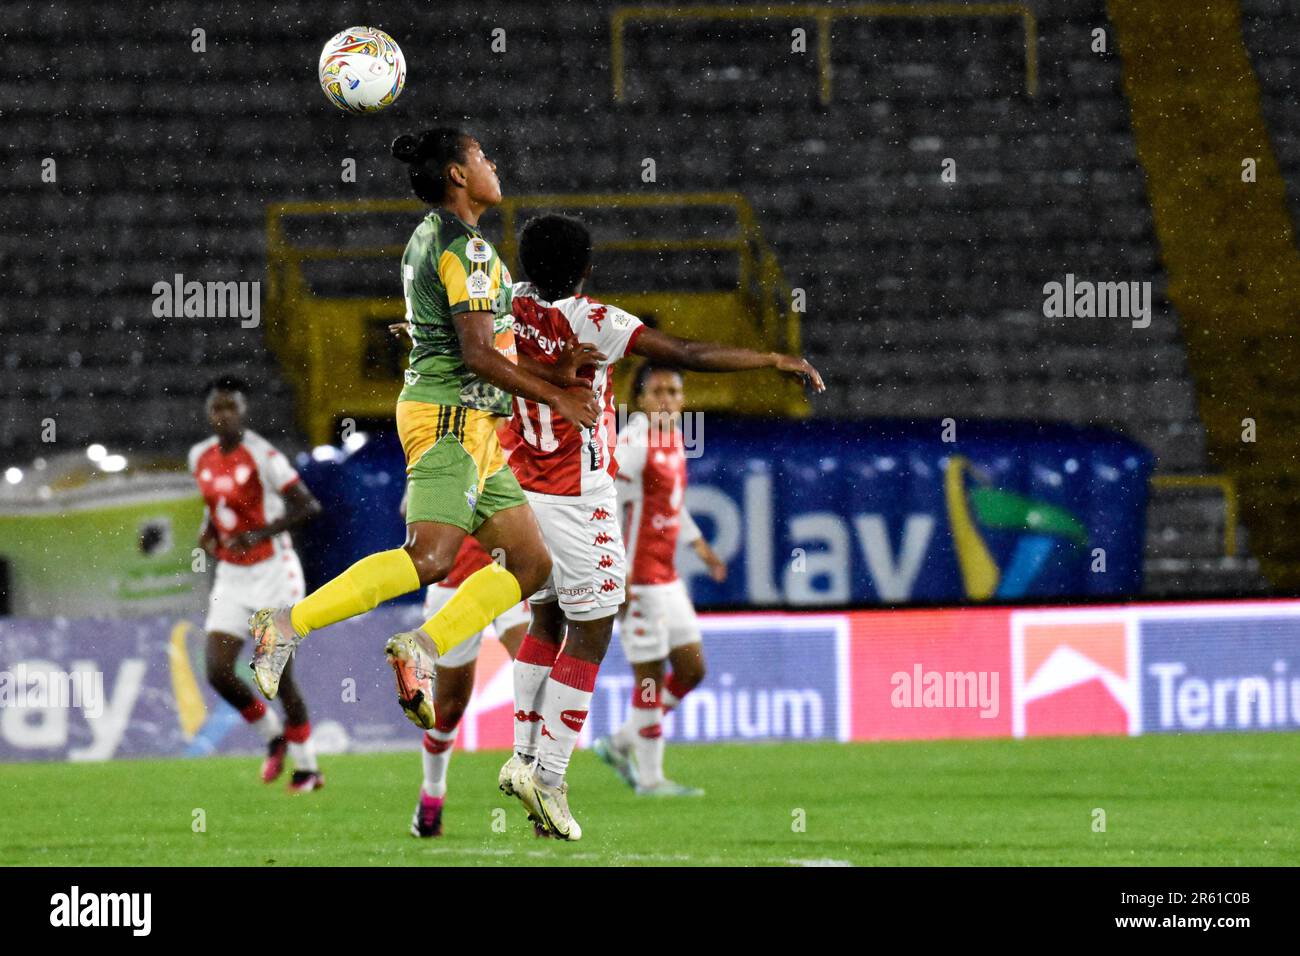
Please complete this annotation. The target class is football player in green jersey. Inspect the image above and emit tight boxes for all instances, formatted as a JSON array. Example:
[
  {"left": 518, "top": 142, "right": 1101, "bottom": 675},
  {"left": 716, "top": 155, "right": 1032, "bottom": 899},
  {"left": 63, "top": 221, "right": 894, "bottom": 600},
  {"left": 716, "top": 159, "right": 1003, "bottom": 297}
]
[{"left": 250, "top": 128, "right": 600, "bottom": 735}]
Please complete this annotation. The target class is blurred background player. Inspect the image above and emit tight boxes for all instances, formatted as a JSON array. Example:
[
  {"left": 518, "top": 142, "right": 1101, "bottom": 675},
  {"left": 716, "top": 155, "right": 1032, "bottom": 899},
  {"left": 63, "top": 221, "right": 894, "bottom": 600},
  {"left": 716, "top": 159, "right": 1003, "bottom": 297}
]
[
  {"left": 248, "top": 128, "right": 600, "bottom": 724},
  {"left": 397, "top": 488, "right": 529, "bottom": 838},
  {"left": 502, "top": 215, "right": 825, "bottom": 839},
  {"left": 189, "top": 378, "right": 325, "bottom": 792},
  {"left": 594, "top": 363, "right": 727, "bottom": 796}
]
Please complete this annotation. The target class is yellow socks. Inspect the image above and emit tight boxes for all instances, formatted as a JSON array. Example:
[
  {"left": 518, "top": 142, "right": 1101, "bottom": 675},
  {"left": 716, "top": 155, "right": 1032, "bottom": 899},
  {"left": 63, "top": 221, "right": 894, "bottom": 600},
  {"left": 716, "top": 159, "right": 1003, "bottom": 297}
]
[
  {"left": 285, "top": 546, "right": 522, "bottom": 652},
  {"left": 290, "top": 548, "right": 422, "bottom": 636},
  {"left": 420, "top": 560, "right": 523, "bottom": 656}
]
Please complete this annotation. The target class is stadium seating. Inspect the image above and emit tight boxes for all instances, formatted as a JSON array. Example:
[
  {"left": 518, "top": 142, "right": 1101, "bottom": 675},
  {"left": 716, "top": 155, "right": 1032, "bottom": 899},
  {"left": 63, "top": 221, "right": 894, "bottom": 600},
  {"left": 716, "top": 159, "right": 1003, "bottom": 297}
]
[{"left": 0, "top": 0, "right": 1271, "bottom": 593}]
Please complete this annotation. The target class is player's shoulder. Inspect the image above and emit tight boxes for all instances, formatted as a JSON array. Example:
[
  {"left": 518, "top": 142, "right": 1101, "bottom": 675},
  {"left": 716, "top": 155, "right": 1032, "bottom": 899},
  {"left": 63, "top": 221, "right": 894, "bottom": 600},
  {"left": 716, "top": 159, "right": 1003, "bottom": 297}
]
[
  {"left": 187, "top": 436, "right": 219, "bottom": 472},
  {"left": 574, "top": 295, "right": 639, "bottom": 328},
  {"left": 510, "top": 281, "right": 540, "bottom": 308},
  {"left": 241, "top": 430, "right": 285, "bottom": 462}
]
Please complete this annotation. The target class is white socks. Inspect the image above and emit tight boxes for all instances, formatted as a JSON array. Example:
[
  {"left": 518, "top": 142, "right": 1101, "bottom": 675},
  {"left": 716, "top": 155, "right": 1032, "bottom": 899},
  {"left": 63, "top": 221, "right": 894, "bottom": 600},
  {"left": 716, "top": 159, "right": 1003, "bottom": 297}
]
[
  {"left": 512, "top": 633, "right": 559, "bottom": 760},
  {"left": 285, "top": 722, "right": 317, "bottom": 772},
  {"left": 421, "top": 725, "right": 458, "bottom": 797},
  {"left": 536, "top": 654, "right": 599, "bottom": 779}
]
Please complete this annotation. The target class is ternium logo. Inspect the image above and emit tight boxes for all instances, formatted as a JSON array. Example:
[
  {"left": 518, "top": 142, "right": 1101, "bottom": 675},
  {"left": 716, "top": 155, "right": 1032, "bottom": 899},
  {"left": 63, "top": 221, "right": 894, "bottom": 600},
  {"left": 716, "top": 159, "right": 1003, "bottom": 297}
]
[{"left": 49, "top": 886, "right": 151, "bottom": 936}]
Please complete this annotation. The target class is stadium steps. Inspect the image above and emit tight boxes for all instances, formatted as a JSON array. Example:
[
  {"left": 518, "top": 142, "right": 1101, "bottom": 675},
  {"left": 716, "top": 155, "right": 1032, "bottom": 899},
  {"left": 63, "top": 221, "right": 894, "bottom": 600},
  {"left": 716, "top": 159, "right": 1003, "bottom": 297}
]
[{"left": 1143, "top": 481, "right": 1272, "bottom": 596}]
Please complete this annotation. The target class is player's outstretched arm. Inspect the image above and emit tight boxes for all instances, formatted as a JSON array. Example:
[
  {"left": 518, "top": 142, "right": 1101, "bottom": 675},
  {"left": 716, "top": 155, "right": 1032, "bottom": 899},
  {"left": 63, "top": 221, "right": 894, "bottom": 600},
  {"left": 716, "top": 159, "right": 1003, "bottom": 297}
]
[
  {"left": 629, "top": 327, "right": 825, "bottom": 393},
  {"left": 454, "top": 311, "right": 601, "bottom": 428}
]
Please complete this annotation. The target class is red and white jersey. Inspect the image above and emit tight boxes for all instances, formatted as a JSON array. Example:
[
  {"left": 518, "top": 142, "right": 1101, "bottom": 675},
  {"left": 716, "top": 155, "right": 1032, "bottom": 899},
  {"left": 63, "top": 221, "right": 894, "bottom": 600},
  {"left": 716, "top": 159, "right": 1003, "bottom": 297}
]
[
  {"left": 188, "top": 430, "right": 300, "bottom": 567},
  {"left": 615, "top": 412, "right": 702, "bottom": 585},
  {"left": 505, "top": 282, "right": 645, "bottom": 499}
]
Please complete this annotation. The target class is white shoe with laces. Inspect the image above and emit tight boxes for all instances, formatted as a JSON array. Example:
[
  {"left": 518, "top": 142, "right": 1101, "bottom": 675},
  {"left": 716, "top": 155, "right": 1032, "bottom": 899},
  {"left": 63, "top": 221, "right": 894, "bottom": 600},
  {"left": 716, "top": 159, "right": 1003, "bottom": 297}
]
[{"left": 514, "top": 766, "right": 582, "bottom": 841}]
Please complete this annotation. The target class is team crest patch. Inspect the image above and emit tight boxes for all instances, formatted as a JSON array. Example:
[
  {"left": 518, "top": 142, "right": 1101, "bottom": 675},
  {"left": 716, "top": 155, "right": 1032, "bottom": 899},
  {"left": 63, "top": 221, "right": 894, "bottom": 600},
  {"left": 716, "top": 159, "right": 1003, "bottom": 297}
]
[
  {"left": 610, "top": 309, "right": 633, "bottom": 330},
  {"left": 466, "top": 271, "right": 492, "bottom": 297},
  {"left": 466, "top": 238, "right": 491, "bottom": 262}
]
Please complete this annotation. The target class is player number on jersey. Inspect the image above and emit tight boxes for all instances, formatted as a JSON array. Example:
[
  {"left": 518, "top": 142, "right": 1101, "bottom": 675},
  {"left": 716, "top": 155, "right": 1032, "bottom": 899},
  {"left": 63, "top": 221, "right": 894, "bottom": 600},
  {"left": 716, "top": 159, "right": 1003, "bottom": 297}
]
[{"left": 515, "top": 396, "right": 559, "bottom": 452}]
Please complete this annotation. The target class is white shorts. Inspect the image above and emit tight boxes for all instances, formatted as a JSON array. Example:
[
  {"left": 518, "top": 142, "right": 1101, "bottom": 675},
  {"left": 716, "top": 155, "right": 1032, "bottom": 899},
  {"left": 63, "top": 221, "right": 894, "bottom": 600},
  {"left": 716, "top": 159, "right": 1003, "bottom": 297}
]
[
  {"left": 526, "top": 489, "right": 625, "bottom": 622},
  {"left": 422, "top": 583, "right": 530, "bottom": 668},
  {"left": 205, "top": 550, "right": 306, "bottom": 638},
  {"left": 619, "top": 578, "right": 702, "bottom": 664}
]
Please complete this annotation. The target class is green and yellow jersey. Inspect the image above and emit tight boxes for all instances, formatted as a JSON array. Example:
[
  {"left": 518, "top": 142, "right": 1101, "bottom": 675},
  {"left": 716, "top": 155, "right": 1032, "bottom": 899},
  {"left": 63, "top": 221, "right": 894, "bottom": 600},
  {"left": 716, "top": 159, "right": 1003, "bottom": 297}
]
[{"left": 398, "top": 209, "right": 516, "bottom": 416}]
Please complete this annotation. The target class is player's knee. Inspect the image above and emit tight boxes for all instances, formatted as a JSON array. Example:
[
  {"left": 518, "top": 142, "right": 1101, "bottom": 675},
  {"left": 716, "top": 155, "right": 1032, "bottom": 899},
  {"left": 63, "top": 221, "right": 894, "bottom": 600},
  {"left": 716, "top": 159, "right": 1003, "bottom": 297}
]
[
  {"left": 679, "top": 658, "right": 706, "bottom": 689},
  {"left": 405, "top": 544, "right": 455, "bottom": 586}
]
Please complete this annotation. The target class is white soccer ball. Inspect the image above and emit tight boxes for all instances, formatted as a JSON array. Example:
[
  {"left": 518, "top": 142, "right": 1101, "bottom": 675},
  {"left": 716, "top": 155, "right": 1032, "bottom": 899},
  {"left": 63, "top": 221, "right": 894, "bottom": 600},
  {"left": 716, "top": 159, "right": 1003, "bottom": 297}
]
[{"left": 318, "top": 26, "right": 406, "bottom": 113}]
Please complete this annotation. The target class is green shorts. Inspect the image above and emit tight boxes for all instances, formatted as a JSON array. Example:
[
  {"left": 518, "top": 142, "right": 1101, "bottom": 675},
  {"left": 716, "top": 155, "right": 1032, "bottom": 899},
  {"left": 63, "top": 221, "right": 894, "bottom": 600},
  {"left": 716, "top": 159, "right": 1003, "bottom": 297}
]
[{"left": 405, "top": 433, "right": 527, "bottom": 532}]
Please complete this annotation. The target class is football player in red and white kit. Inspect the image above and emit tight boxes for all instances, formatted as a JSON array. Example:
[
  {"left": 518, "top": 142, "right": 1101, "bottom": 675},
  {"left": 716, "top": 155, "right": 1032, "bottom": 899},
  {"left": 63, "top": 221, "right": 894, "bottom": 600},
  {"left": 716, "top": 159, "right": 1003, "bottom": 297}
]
[
  {"left": 594, "top": 364, "right": 727, "bottom": 796},
  {"left": 189, "top": 379, "right": 324, "bottom": 792},
  {"left": 499, "top": 215, "right": 825, "bottom": 839},
  {"left": 407, "top": 521, "right": 530, "bottom": 837}
]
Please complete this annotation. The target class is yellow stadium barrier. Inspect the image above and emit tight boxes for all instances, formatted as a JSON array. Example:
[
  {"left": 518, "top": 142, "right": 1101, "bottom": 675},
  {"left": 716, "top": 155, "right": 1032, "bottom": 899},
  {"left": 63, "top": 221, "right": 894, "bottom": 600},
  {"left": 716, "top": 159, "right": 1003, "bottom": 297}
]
[
  {"left": 611, "top": 3, "right": 1038, "bottom": 104},
  {"left": 265, "top": 193, "right": 809, "bottom": 445}
]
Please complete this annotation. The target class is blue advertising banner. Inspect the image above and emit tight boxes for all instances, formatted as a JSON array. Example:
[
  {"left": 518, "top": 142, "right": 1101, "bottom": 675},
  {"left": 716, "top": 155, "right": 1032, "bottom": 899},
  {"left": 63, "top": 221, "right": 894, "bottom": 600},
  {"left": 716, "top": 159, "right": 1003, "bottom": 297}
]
[
  {"left": 1140, "top": 611, "right": 1300, "bottom": 734},
  {"left": 292, "top": 418, "right": 1152, "bottom": 608},
  {"left": 592, "top": 614, "right": 850, "bottom": 744},
  {"left": 678, "top": 418, "right": 1151, "bottom": 606}
]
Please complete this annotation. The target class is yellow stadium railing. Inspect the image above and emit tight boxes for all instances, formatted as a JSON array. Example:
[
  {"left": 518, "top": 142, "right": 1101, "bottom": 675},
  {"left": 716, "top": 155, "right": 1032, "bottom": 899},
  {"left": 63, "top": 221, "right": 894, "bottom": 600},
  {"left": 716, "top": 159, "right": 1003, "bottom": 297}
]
[
  {"left": 611, "top": 3, "right": 1038, "bottom": 105},
  {"left": 266, "top": 193, "right": 808, "bottom": 444}
]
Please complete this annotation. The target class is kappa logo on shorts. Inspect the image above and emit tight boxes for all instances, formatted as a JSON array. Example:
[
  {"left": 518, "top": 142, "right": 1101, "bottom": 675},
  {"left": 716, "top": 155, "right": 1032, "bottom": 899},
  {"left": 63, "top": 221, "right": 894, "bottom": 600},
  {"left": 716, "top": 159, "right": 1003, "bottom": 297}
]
[
  {"left": 589, "top": 507, "right": 611, "bottom": 521},
  {"left": 1013, "top": 615, "right": 1134, "bottom": 738},
  {"left": 599, "top": 579, "right": 619, "bottom": 593},
  {"left": 598, "top": 555, "right": 614, "bottom": 569},
  {"left": 465, "top": 484, "right": 478, "bottom": 512},
  {"left": 593, "top": 532, "right": 614, "bottom": 545}
]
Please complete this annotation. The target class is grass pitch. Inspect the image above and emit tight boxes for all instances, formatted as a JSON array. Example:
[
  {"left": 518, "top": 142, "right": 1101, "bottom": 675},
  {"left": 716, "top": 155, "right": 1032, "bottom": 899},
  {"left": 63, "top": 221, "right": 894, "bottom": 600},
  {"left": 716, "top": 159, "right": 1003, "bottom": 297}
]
[{"left": 2, "top": 735, "right": 1297, "bottom": 866}]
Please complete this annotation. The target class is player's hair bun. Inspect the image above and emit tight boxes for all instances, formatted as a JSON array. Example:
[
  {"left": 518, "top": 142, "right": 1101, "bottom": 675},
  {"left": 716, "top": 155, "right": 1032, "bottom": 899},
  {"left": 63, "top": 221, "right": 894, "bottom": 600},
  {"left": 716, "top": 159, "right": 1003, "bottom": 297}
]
[{"left": 391, "top": 133, "right": 422, "bottom": 163}]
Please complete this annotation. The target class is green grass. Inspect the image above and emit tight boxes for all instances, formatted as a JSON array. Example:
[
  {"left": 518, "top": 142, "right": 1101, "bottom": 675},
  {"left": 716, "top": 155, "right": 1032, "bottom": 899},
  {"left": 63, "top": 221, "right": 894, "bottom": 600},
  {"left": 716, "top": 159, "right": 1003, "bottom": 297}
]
[{"left": 2, "top": 735, "right": 1298, "bottom": 866}]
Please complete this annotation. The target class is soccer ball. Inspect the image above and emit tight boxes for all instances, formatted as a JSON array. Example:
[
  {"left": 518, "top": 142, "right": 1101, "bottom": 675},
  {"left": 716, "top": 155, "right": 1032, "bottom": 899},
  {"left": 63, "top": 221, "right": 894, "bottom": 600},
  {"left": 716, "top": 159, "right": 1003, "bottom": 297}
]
[{"left": 318, "top": 26, "right": 406, "bottom": 113}]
